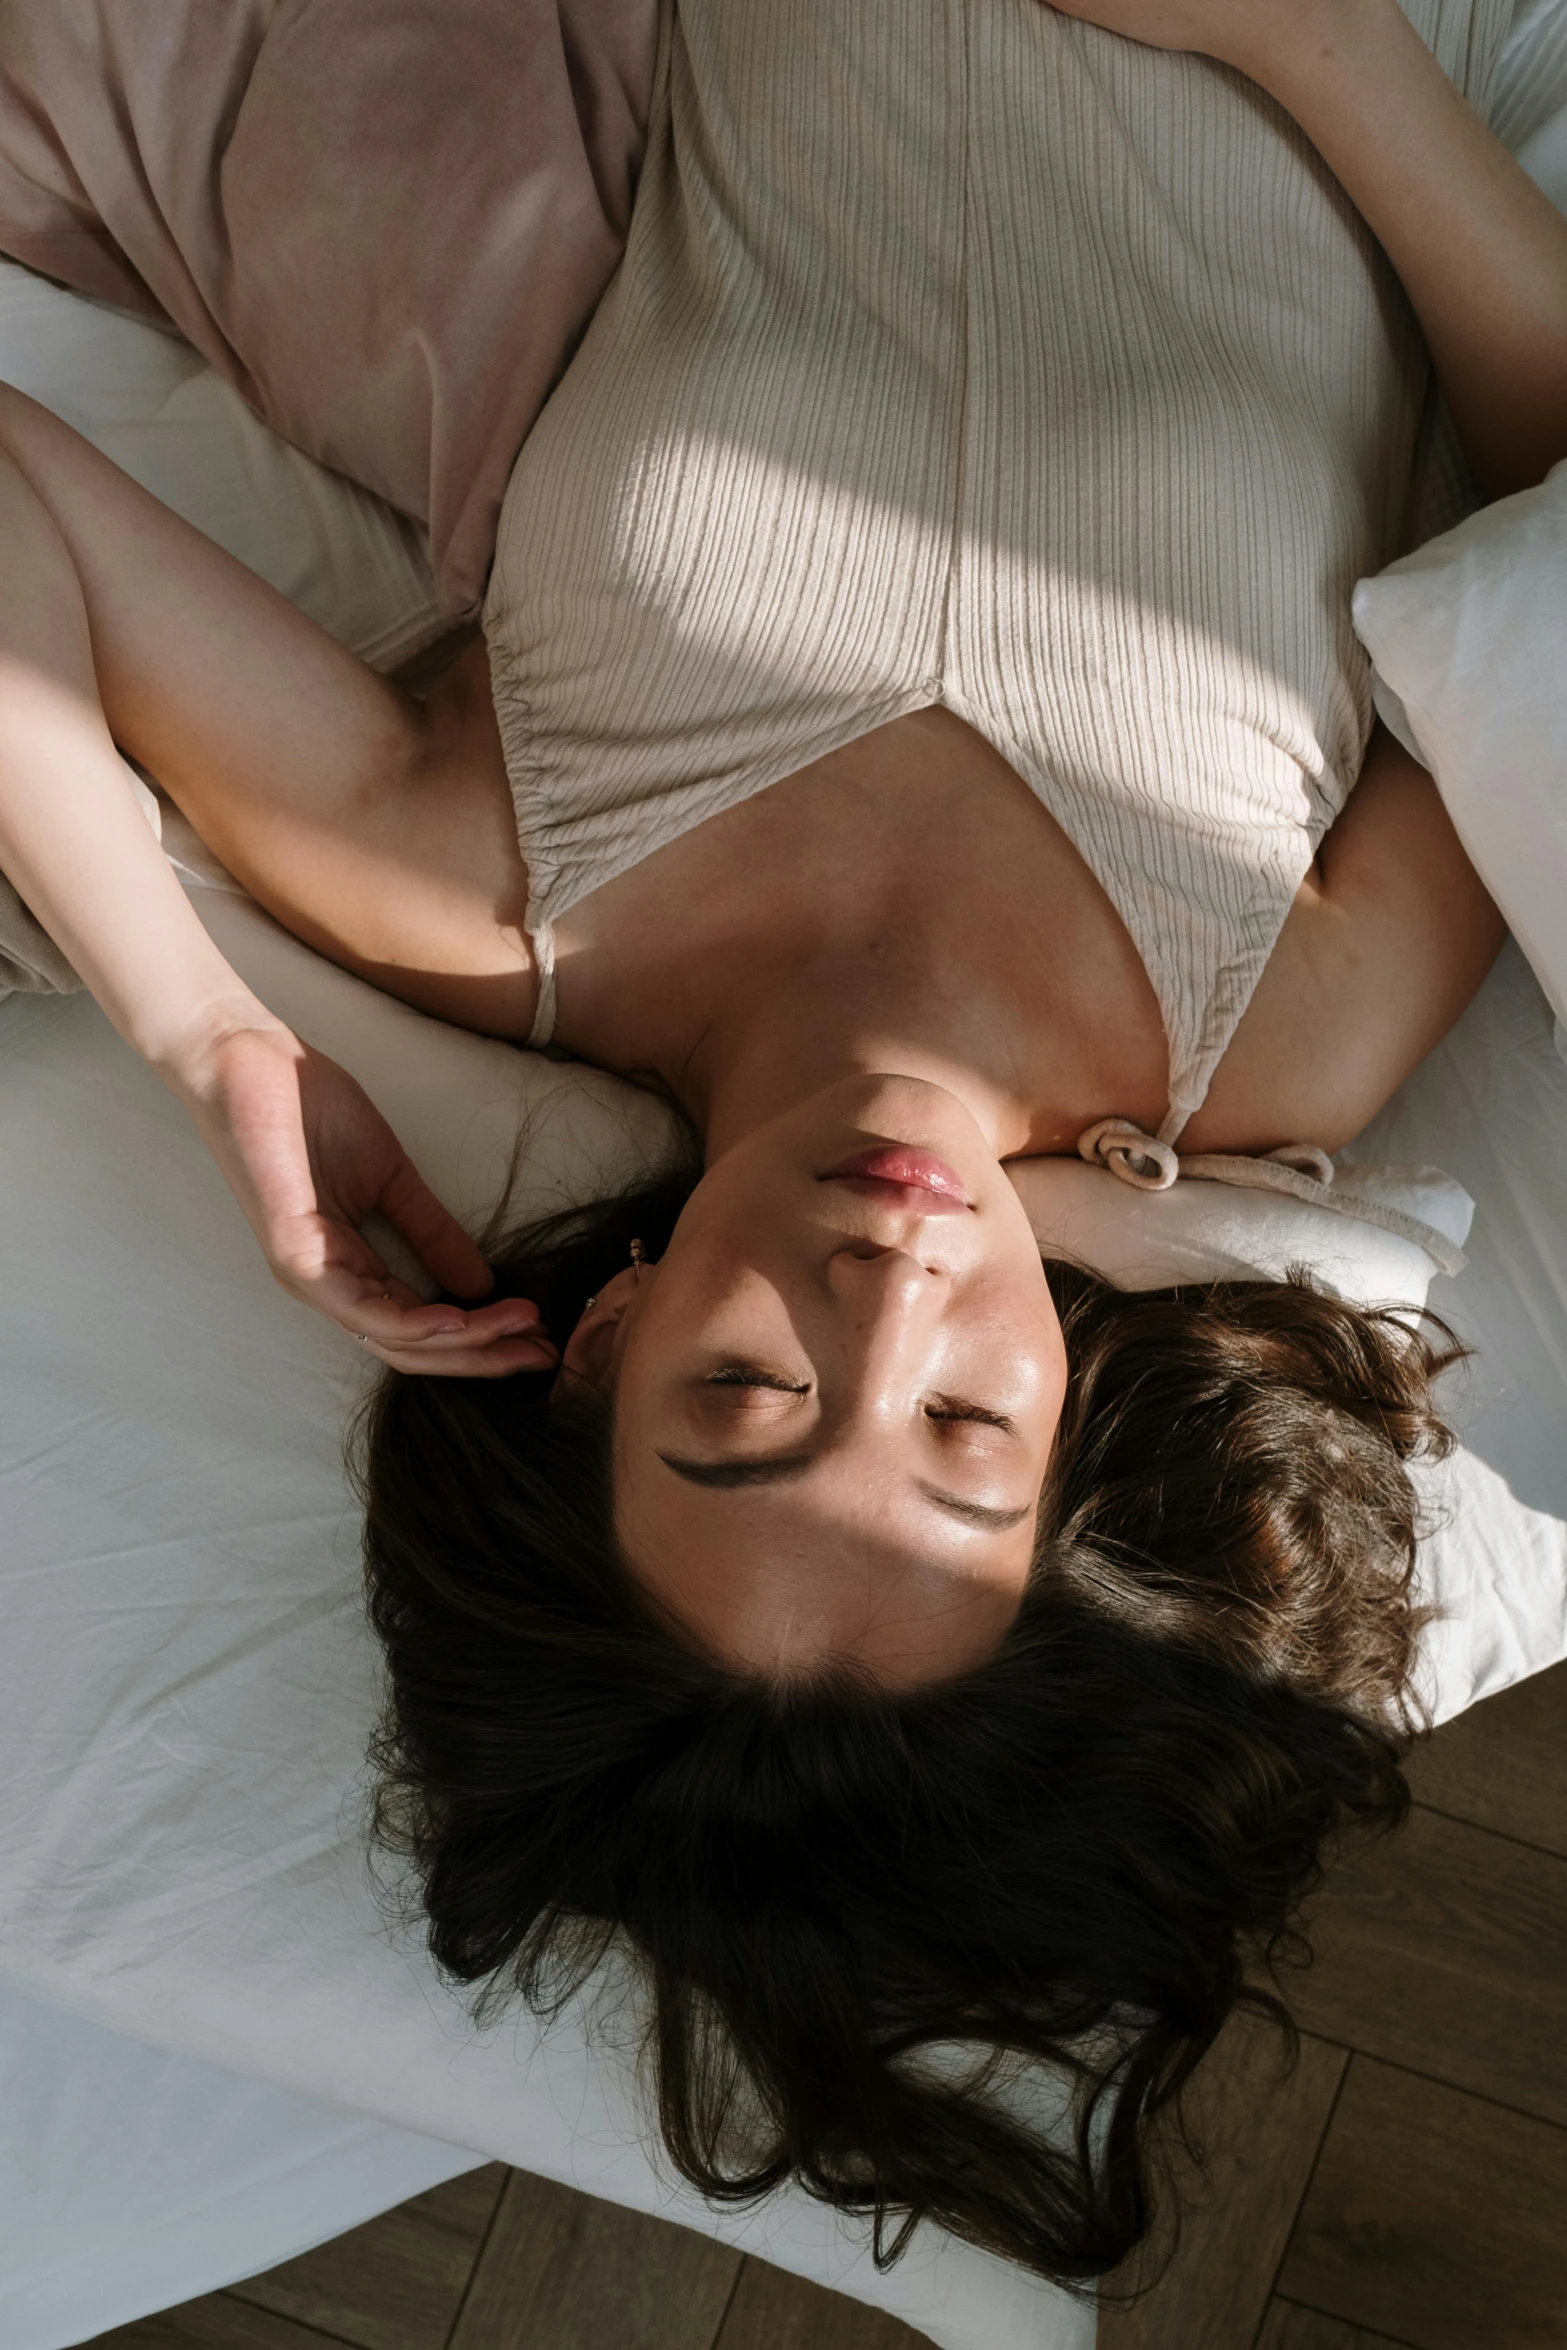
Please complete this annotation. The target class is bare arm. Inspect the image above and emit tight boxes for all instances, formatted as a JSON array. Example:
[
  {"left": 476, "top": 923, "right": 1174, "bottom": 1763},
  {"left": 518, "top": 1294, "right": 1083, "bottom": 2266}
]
[
  {"left": 1045, "top": 0, "right": 1567, "bottom": 495},
  {"left": 1183, "top": 726, "right": 1506, "bottom": 1153},
  {"left": 0, "top": 384, "right": 536, "bottom": 1034},
  {"left": 0, "top": 388, "right": 550, "bottom": 1374}
]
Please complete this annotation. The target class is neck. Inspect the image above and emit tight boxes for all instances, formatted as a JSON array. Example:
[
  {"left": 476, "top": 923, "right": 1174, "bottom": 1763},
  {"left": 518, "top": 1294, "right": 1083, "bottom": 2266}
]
[{"left": 549, "top": 710, "right": 1176, "bottom": 1155}]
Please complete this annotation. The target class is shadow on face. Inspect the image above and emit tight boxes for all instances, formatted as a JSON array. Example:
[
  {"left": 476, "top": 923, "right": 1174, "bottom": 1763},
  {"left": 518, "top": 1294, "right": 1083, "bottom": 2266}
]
[{"left": 563, "top": 1077, "right": 1068, "bottom": 1688}]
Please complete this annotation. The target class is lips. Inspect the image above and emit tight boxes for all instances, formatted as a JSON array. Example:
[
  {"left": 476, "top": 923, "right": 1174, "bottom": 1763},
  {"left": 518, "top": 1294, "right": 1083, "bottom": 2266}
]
[{"left": 820, "top": 1146, "right": 974, "bottom": 1210}]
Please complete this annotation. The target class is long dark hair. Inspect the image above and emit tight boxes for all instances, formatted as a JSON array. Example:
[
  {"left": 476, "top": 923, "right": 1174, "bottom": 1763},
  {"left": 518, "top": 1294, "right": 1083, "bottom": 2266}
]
[{"left": 359, "top": 1169, "right": 1458, "bottom": 2286}]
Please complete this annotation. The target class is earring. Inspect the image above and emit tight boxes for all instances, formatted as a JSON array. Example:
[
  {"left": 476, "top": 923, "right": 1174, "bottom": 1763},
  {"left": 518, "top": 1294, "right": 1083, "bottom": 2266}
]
[
  {"left": 629, "top": 1238, "right": 646, "bottom": 1282},
  {"left": 584, "top": 1294, "right": 598, "bottom": 1311}
]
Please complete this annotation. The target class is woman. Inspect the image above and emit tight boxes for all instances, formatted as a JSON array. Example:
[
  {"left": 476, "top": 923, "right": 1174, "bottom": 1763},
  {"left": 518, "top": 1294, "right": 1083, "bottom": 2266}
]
[{"left": 2, "top": 0, "right": 1564, "bottom": 2289}]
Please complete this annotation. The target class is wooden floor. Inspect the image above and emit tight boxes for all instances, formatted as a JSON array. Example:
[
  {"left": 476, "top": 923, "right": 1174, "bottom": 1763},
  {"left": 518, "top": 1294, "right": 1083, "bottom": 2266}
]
[{"left": 92, "top": 1663, "right": 1566, "bottom": 2350}]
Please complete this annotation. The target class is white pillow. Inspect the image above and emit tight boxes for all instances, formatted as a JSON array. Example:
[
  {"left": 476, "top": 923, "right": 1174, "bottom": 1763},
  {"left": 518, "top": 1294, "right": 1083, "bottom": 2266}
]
[
  {"left": 0, "top": 259, "right": 444, "bottom": 671},
  {"left": 1489, "top": 0, "right": 1567, "bottom": 215},
  {"left": 147, "top": 817, "right": 1469, "bottom": 1322},
  {"left": 145, "top": 797, "right": 1472, "bottom": 1311},
  {"left": 1354, "top": 461, "right": 1567, "bottom": 1042},
  {"left": 1009, "top": 1155, "right": 1472, "bottom": 1313}
]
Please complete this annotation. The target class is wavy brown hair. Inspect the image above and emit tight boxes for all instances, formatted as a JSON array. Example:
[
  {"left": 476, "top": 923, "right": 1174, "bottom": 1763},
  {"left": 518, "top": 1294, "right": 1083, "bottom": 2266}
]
[
  {"left": 359, "top": 1171, "right": 1461, "bottom": 2289},
  {"left": 1041, "top": 1261, "right": 1452, "bottom": 1723}
]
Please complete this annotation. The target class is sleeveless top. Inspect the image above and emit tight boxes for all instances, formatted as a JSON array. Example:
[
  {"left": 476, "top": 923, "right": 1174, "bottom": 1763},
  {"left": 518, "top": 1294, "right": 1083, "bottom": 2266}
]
[{"left": 482, "top": 0, "right": 1510, "bottom": 1140}]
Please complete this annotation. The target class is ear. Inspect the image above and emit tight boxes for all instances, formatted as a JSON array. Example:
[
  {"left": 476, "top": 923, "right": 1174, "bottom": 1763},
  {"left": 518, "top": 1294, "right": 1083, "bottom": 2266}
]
[{"left": 555, "top": 1261, "right": 649, "bottom": 1393}]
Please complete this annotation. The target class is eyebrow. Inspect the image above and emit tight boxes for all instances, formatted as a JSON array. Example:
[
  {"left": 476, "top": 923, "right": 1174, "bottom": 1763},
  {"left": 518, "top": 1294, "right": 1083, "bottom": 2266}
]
[
  {"left": 656, "top": 1451, "right": 1033, "bottom": 1531},
  {"left": 916, "top": 1483, "right": 1035, "bottom": 1532},
  {"left": 657, "top": 1451, "right": 817, "bottom": 1489}
]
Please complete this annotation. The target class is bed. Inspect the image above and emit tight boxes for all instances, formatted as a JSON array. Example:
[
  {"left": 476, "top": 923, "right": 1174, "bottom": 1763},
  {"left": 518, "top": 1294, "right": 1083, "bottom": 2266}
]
[{"left": 2, "top": 10, "right": 1566, "bottom": 2348}]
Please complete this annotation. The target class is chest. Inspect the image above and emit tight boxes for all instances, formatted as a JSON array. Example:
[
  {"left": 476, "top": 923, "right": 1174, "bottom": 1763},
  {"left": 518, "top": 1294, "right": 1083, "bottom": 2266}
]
[{"left": 552, "top": 709, "right": 1172, "bottom": 1149}]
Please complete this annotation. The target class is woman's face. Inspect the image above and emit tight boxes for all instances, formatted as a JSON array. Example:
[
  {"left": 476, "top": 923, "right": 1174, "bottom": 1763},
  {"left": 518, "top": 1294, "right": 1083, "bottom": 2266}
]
[{"left": 565, "top": 1077, "right": 1067, "bottom": 1686}]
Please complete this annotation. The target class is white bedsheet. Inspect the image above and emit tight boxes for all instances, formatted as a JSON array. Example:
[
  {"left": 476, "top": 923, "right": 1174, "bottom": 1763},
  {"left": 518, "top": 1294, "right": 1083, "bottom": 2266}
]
[{"left": 0, "top": 1985, "right": 482, "bottom": 2350}]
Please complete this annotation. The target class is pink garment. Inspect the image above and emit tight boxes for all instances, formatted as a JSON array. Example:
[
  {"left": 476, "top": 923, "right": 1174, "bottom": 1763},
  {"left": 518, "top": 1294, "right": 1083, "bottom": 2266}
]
[{"left": 0, "top": 0, "right": 659, "bottom": 612}]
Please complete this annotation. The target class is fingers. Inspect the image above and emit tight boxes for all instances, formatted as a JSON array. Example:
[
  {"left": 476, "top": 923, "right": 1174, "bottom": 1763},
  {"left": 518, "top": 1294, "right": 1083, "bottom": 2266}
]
[
  {"left": 358, "top": 1327, "right": 560, "bottom": 1380},
  {"left": 267, "top": 1208, "right": 556, "bottom": 1379},
  {"left": 362, "top": 1295, "right": 554, "bottom": 1356},
  {"left": 377, "top": 1157, "right": 496, "bottom": 1302},
  {"left": 354, "top": 1288, "right": 556, "bottom": 1376},
  {"left": 297, "top": 1261, "right": 557, "bottom": 1376}
]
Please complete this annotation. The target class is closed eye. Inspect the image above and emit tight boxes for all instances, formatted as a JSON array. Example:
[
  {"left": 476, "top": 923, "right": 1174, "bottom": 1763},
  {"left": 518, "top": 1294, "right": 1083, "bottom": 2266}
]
[
  {"left": 704, "top": 1368, "right": 811, "bottom": 1395},
  {"left": 925, "top": 1401, "right": 1016, "bottom": 1433}
]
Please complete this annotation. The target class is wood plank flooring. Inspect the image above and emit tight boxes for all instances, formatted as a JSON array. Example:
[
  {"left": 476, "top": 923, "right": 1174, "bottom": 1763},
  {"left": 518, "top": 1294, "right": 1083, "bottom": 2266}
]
[{"left": 88, "top": 1663, "right": 1567, "bottom": 2350}]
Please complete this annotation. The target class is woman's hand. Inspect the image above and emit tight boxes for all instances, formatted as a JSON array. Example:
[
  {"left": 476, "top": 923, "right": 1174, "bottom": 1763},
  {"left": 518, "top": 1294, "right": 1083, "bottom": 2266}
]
[
  {"left": 0, "top": 413, "right": 552, "bottom": 1379},
  {"left": 174, "top": 1019, "right": 557, "bottom": 1377}
]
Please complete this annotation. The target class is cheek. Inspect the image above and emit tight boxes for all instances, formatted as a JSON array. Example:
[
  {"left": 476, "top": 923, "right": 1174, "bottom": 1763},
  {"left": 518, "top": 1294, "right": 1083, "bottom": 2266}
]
[
  {"left": 961, "top": 1280, "right": 1068, "bottom": 1433},
  {"left": 631, "top": 1254, "right": 801, "bottom": 1374},
  {"left": 981, "top": 1264, "right": 1065, "bottom": 1371},
  {"left": 1030, "top": 1287, "right": 1070, "bottom": 1412},
  {"left": 1041, "top": 1321, "right": 1071, "bottom": 1430}
]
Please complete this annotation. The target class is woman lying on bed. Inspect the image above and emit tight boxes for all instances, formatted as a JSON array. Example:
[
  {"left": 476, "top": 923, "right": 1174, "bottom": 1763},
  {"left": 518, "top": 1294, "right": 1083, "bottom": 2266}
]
[{"left": 3, "top": 0, "right": 1566, "bottom": 2295}]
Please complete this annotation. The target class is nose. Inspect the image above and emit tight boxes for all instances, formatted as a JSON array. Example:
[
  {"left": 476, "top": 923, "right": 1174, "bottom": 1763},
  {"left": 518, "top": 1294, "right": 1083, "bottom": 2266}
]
[
  {"left": 826, "top": 1241, "right": 948, "bottom": 1329},
  {"left": 828, "top": 1237, "right": 946, "bottom": 1283},
  {"left": 822, "top": 1246, "right": 948, "bottom": 1426}
]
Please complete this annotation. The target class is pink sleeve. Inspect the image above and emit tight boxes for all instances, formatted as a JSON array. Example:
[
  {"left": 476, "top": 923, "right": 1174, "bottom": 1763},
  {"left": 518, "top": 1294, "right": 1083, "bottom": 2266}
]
[{"left": 0, "top": 0, "right": 659, "bottom": 613}]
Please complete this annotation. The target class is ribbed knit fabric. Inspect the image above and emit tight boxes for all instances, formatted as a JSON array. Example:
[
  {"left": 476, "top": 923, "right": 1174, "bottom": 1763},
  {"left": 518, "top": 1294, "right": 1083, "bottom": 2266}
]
[{"left": 483, "top": 0, "right": 1511, "bottom": 1134}]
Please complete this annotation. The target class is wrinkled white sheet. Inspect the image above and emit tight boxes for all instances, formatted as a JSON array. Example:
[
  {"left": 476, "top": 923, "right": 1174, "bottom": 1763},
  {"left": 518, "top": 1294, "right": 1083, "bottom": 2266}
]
[{"left": 0, "top": 1985, "right": 482, "bottom": 2350}]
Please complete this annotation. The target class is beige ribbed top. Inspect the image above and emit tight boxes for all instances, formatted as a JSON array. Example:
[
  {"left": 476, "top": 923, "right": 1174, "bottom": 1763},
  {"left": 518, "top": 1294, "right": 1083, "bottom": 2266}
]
[{"left": 483, "top": 0, "right": 1509, "bottom": 1136}]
